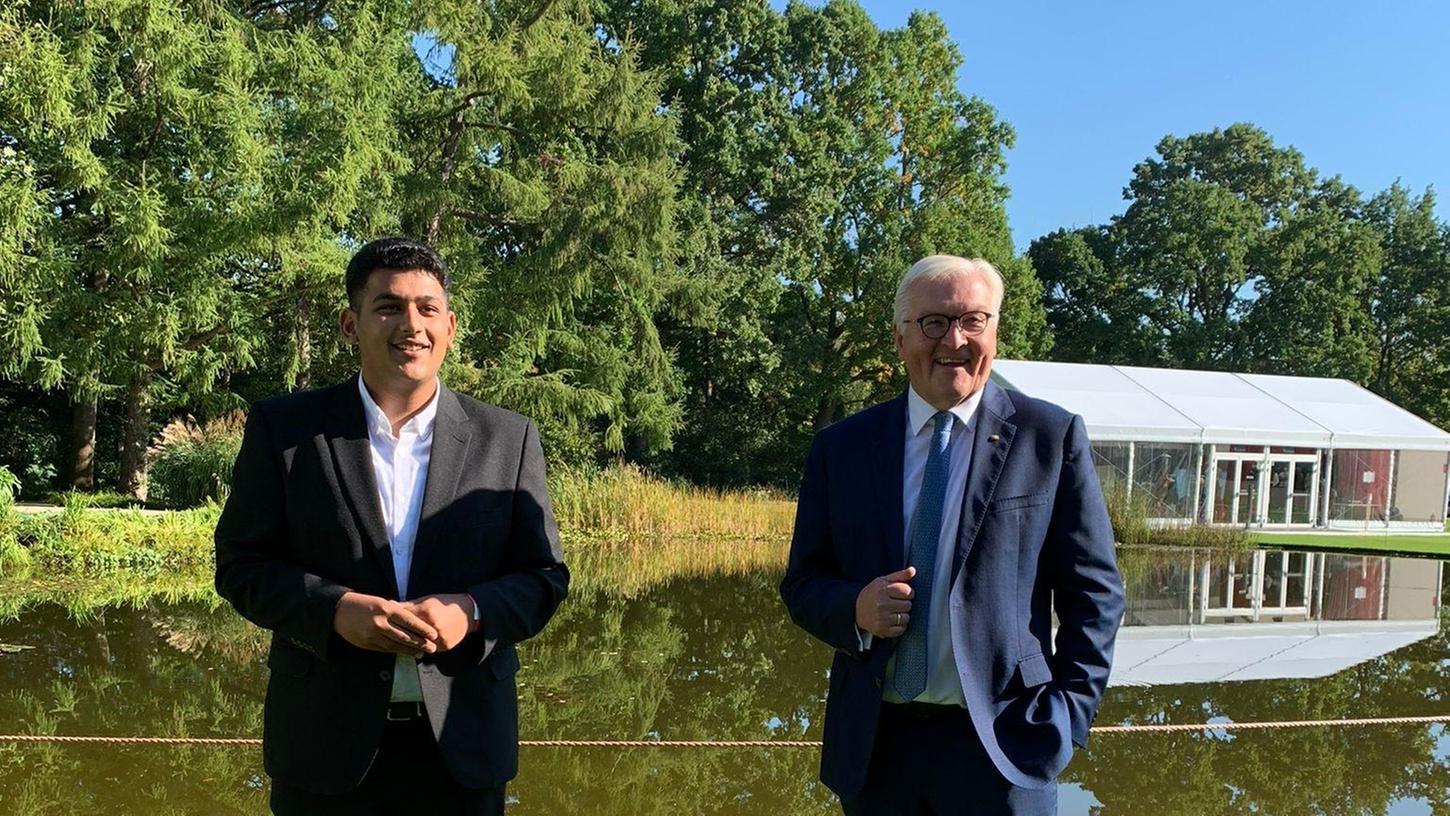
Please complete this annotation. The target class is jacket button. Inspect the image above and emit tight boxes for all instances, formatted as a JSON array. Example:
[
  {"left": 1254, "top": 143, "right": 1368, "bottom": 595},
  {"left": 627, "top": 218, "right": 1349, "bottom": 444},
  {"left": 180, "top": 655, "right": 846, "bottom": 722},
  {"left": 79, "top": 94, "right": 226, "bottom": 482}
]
[
  {"left": 379, "top": 670, "right": 392, "bottom": 682},
  {"left": 874, "top": 677, "right": 883, "bottom": 688}
]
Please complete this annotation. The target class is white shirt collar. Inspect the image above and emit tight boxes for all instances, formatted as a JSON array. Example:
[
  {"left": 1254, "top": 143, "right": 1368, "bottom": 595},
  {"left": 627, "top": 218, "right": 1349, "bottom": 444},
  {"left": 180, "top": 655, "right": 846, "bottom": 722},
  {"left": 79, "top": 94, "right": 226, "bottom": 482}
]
[
  {"left": 906, "top": 384, "right": 984, "bottom": 437},
  {"left": 358, "top": 374, "right": 441, "bottom": 441}
]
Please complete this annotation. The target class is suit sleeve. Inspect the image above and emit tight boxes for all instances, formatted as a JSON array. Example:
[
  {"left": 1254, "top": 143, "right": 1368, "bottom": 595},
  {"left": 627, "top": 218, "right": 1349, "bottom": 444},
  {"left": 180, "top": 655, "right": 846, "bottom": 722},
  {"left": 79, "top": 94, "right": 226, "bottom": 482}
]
[
  {"left": 214, "top": 403, "right": 351, "bottom": 660},
  {"left": 780, "top": 433, "right": 868, "bottom": 655},
  {"left": 1046, "top": 414, "right": 1125, "bottom": 747},
  {"left": 467, "top": 419, "right": 569, "bottom": 645}
]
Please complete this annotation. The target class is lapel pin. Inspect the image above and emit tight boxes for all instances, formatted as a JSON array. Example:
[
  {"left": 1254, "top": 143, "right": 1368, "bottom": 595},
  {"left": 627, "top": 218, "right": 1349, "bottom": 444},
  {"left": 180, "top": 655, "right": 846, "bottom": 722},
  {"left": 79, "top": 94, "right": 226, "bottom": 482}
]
[{"left": 989, "top": 434, "right": 1000, "bottom": 442}]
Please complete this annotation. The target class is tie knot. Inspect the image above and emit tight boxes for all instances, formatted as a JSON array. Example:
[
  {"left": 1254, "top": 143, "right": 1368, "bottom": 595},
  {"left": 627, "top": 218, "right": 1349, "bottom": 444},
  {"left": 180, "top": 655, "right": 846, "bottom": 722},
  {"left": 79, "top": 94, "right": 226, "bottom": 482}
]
[{"left": 932, "top": 411, "right": 953, "bottom": 436}]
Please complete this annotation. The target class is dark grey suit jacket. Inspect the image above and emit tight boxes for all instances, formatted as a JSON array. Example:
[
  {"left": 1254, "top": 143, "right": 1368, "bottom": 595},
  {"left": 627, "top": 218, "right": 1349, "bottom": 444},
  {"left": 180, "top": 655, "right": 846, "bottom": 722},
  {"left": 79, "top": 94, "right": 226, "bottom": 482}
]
[{"left": 215, "top": 375, "right": 569, "bottom": 794}]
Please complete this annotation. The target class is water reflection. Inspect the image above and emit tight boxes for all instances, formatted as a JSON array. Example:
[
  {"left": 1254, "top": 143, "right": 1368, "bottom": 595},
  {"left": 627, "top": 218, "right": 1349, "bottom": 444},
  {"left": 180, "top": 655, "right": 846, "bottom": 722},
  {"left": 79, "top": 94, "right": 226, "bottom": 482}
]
[
  {"left": 1115, "top": 547, "right": 1443, "bottom": 686},
  {"left": 0, "top": 546, "right": 1445, "bottom": 814}
]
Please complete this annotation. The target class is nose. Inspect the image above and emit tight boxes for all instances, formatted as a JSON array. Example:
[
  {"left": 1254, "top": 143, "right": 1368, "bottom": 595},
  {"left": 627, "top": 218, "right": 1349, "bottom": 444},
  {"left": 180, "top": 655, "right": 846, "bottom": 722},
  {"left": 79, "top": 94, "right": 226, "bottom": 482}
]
[
  {"left": 401, "top": 303, "right": 425, "bottom": 331},
  {"left": 941, "top": 319, "right": 972, "bottom": 346}
]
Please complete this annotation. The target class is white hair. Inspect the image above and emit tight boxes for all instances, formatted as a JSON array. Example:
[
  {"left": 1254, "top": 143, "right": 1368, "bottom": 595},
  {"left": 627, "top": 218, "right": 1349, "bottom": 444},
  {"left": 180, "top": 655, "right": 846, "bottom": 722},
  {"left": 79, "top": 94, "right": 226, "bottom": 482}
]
[{"left": 892, "top": 255, "right": 1006, "bottom": 326}]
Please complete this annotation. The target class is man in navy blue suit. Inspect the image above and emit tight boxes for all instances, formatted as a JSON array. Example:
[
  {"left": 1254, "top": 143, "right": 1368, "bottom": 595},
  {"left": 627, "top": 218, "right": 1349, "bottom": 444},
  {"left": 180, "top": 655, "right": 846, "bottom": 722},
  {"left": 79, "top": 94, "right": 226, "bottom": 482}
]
[{"left": 780, "top": 255, "right": 1124, "bottom": 815}]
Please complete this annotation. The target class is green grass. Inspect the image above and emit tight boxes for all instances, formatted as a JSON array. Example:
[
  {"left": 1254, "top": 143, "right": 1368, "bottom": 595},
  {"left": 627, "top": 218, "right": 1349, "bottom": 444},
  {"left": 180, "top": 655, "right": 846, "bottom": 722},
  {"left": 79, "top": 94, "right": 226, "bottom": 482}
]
[{"left": 1249, "top": 529, "right": 1450, "bottom": 557}]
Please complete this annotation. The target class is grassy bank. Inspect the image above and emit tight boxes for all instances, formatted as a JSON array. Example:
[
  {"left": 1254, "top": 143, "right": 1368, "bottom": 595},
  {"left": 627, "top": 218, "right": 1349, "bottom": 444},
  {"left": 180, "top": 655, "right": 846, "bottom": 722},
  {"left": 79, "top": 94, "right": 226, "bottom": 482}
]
[
  {"left": 0, "top": 466, "right": 797, "bottom": 583},
  {"left": 1249, "top": 529, "right": 1450, "bottom": 557}
]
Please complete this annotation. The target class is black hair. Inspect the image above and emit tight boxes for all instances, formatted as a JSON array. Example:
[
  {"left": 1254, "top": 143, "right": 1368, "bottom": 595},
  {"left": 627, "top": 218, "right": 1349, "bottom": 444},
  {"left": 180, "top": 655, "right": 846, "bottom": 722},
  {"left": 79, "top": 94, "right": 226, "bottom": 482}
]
[{"left": 344, "top": 237, "right": 450, "bottom": 308}]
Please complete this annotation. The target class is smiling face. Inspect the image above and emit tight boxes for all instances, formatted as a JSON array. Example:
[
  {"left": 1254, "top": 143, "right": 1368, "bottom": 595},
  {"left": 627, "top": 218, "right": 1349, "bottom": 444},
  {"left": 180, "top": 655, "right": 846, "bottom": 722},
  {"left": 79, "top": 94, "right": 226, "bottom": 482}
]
[
  {"left": 894, "top": 272, "right": 998, "bottom": 411},
  {"left": 339, "top": 268, "right": 456, "bottom": 395}
]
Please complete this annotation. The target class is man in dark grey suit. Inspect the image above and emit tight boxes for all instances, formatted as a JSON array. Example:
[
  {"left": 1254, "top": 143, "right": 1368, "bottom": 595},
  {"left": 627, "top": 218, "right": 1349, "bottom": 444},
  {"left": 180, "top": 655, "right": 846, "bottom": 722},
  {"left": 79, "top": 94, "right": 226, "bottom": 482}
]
[
  {"left": 216, "top": 237, "right": 568, "bottom": 815},
  {"left": 781, "top": 256, "right": 1124, "bottom": 815}
]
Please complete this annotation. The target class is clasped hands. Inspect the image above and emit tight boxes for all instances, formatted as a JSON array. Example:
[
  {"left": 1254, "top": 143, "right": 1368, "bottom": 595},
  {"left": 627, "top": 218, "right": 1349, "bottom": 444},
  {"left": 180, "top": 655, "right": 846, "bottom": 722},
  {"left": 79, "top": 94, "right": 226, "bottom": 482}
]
[
  {"left": 332, "top": 591, "right": 475, "bottom": 658},
  {"left": 855, "top": 566, "right": 916, "bottom": 639}
]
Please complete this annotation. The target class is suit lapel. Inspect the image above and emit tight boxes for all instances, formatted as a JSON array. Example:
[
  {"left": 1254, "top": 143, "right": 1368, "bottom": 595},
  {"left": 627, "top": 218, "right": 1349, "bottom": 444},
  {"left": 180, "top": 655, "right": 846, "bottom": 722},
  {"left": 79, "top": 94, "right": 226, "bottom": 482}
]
[
  {"left": 326, "top": 375, "right": 398, "bottom": 598},
  {"left": 409, "top": 386, "right": 474, "bottom": 595},
  {"left": 870, "top": 393, "right": 908, "bottom": 572},
  {"left": 953, "top": 381, "right": 1017, "bottom": 582}
]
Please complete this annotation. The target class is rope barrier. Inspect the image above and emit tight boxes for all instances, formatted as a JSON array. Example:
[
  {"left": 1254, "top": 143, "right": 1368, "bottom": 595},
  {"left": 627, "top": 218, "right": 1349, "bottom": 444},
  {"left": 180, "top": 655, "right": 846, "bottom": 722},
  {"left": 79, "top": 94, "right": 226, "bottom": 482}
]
[{"left": 1, "top": 714, "right": 1446, "bottom": 748}]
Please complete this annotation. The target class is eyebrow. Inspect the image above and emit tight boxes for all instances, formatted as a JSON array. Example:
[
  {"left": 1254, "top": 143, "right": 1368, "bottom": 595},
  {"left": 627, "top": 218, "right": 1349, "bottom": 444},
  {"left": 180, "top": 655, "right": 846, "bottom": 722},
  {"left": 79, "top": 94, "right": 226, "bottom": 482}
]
[{"left": 370, "top": 293, "right": 443, "bottom": 304}]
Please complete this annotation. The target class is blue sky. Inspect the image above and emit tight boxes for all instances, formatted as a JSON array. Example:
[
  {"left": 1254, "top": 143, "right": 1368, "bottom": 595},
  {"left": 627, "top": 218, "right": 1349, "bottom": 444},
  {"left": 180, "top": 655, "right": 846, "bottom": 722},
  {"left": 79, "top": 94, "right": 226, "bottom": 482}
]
[{"left": 849, "top": 0, "right": 1450, "bottom": 250}]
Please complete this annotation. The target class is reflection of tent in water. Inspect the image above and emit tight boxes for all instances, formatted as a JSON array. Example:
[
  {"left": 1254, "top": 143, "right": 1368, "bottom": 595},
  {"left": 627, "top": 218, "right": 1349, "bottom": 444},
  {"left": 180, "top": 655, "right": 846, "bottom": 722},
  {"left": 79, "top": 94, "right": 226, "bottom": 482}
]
[
  {"left": 1107, "top": 548, "right": 1443, "bottom": 686},
  {"left": 991, "top": 360, "right": 1450, "bottom": 532}
]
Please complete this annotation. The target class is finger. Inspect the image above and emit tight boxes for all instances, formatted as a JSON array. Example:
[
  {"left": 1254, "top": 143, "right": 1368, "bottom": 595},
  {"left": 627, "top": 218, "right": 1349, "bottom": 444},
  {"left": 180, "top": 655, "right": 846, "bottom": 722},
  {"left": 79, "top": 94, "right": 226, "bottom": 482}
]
[
  {"left": 368, "top": 632, "right": 423, "bottom": 657},
  {"left": 381, "top": 622, "right": 435, "bottom": 654},
  {"left": 882, "top": 566, "right": 917, "bottom": 583},
  {"left": 876, "top": 613, "right": 908, "bottom": 632},
  {"left": 877, "top": 599, "right": 911, "bottom": 613},
  {"left": 885, "top": 582, "right": 914, "bottom": 600},
  {"left": 389, "top": 608, "right": 439, "bottom": 642}
]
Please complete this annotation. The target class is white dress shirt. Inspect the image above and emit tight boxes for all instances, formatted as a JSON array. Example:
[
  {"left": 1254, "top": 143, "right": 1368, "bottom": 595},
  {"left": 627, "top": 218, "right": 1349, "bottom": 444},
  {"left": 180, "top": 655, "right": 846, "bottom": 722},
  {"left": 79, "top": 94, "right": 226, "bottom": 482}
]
[
  {"left": 358, "top": 375, "right": 438, "bottom": 703},
  {"left": 868, "top": 385, "right": 983, "bottom": 706}
]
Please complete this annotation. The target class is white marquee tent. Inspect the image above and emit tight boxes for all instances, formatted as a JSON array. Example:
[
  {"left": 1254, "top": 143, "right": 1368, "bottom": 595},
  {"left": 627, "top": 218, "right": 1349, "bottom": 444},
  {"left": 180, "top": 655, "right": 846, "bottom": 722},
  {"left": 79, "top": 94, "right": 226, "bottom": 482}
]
[{"left": 991, "top": 361, "right": 1450, "bottom": 531}]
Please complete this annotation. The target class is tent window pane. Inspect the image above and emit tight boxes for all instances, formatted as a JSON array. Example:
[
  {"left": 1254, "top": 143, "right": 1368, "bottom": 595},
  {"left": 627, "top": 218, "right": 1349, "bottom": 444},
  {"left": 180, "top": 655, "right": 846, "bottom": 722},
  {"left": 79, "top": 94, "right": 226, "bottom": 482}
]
[
  {"left": 1092, "top": 443, "right": 1131, "bottom": 491},
  {"left": 1132, "top": 443, "right": 1196, "bottom": 519},
  {"left": 1329, "top": 450, "right": 1392, "bottom": 523}
]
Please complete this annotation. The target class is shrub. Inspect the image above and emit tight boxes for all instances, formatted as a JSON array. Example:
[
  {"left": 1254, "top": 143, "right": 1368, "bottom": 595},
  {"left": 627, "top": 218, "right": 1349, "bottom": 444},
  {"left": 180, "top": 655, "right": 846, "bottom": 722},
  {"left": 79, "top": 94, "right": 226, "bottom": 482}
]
[
  {"left": 1102, "top": 481, "right": 1249, "bottom": 549},
  {"left": 39, "top": 490, "right": 144, "bottom": 509},
  {"left": 0, "top": 465, "right": 29, "bottom": 576},
  {"left": 147, "top": 412, "right": 245, "bottom": 509}
]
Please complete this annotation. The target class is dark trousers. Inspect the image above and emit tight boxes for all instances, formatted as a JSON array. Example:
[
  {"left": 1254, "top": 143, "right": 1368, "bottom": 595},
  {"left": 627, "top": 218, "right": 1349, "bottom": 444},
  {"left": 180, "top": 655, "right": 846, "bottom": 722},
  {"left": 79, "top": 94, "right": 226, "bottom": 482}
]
[
  {"left": 269, "top": 715, "right": 506, "bottom": 816},
  {"left": 840, "top": 704, "right": 1057, "bottom": 816}
]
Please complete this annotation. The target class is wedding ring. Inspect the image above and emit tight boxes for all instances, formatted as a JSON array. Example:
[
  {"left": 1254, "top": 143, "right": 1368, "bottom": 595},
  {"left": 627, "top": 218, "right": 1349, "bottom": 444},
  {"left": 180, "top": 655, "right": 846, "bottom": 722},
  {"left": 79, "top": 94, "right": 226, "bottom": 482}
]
[{"left": 894, "top": 612, "right": 903, "bottom": 626}]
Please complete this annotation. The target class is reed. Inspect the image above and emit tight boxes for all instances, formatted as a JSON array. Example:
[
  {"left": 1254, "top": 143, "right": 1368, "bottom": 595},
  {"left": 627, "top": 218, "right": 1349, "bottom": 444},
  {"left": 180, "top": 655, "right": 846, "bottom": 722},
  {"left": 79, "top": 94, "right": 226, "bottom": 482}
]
[
  {"left": 1102, "top": 482, "right": 1250, "bottom": 549},
  {"left": 549, "top": 464, "right": 796, "bottom": 544},
  {"left": 8, "top": 503, "right": 220, "bottom": 574}
]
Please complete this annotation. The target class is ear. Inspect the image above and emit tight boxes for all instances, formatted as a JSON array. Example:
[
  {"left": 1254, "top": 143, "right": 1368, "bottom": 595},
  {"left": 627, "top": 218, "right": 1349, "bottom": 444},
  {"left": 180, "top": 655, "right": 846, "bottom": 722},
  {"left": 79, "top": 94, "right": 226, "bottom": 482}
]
[{"left": 339, "top": 306, "right": 358, "bottom": 346}]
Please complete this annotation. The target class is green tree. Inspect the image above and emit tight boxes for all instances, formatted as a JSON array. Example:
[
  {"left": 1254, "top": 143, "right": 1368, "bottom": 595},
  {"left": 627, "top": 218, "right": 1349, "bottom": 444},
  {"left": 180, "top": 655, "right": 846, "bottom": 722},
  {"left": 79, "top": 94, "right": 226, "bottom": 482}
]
[
  {"left": 1239, "top": 177, "right": 1380, "bottom": 380},
  {"left": 1037, "top": 123, "right": 1388, "bottom": 387},
  {"left": 235, "top": 0, "right": 415, "bottom": 398},
  {"left": 597, "top": 0, "right": 1044, "bottom": 485},
  {"left": 1364, "top": 183, "right": 1450, "bottom": 428},
  {"left": 399, "top": 0, "right": 685, "bottom": 465},
  {"left": 0, "top": 0, "right": 273, "bottom": 495},
  {"left": 1111, "top": 124, "right": 1317, "bottom": 368},
  {"left": 1028, "top": 225, "right": 1158, "bottom": 364},
  {"left": 595, "top": 0, "right": 794, "bottom": 485}
]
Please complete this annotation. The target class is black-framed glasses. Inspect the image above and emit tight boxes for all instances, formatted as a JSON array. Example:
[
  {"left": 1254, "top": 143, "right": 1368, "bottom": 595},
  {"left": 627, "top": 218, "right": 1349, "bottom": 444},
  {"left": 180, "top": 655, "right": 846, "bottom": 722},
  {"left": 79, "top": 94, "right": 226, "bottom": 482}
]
[{"left": 904, "top": 311, "right": 994, "bottom": 339}]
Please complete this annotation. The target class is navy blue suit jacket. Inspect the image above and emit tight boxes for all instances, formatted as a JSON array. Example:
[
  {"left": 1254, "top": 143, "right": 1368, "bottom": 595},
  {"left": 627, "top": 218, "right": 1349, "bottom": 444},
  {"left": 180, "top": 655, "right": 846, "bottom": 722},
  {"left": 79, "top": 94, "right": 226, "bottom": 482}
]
[{"left": 780, "top": 381, "right": 1124, "bottom": 795}]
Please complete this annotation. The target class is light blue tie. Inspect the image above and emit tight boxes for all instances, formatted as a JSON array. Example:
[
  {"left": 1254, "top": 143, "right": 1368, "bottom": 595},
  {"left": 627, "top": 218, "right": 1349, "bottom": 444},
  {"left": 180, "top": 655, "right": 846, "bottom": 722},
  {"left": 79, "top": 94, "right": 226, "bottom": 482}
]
[{"left": 893, "top": 410, "right": 954, "bottom": 701}]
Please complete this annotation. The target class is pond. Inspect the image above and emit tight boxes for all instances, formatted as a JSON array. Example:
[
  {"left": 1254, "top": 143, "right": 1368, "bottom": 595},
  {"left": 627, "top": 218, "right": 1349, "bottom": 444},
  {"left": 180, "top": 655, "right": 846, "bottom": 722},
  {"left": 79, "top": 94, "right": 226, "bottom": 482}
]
[{"left": 0, "top": 545, "right": 1446, "bottom": 814}]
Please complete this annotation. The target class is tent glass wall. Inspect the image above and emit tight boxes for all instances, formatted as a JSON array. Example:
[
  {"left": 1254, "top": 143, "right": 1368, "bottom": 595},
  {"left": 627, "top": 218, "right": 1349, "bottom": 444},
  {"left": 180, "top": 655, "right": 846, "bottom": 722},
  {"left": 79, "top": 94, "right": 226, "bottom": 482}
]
[
  {"left": 1091, "top": 442, "right": 1131, "bottom": 491},
  {"left": 1131, "top": 443, "right": 1197, "bottom": 520},
  {"left": 1327, "top": 449, "right": 1392, "bottom": 527}
]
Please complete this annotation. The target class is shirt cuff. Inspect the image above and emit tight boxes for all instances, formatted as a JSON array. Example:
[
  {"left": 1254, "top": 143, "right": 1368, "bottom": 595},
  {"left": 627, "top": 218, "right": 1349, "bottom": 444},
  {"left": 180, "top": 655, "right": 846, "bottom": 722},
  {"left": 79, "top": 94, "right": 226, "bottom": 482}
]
[
  {"left": 856, "top": 626, "right": 873, "bottom": 652},
  {"left": 465, "top": 591, "right": 482, "bottom": 634}
]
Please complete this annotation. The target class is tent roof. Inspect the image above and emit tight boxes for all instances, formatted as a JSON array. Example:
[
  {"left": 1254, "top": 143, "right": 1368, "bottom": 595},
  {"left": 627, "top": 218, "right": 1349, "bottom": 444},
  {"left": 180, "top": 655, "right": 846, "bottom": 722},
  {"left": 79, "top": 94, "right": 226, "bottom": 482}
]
[
  {"left": 991, "top": 360, "right": 1450, "bottom": 451},
  {"left": 1109, "top": 622, "right": 1438, "bottom": 686}
]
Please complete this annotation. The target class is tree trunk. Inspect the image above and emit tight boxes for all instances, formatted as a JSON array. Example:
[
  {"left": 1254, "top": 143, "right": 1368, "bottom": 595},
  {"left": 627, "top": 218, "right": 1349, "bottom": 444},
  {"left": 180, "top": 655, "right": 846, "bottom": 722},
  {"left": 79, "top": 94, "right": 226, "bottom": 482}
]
[
  {"left": 88, "top": 609, "right": 112, "bottom": 666},
  {"left": 118, "top": 373, "right": 152, "bottom": 500},
  {"left": 812, "top": 396, "right": 836, "bottom": 430},
  {"left": 68, "top": 390, "right": 98, "bottom": 492},
  {"left": 293, "top": 287, "right": 312, "bottom": 391}
]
